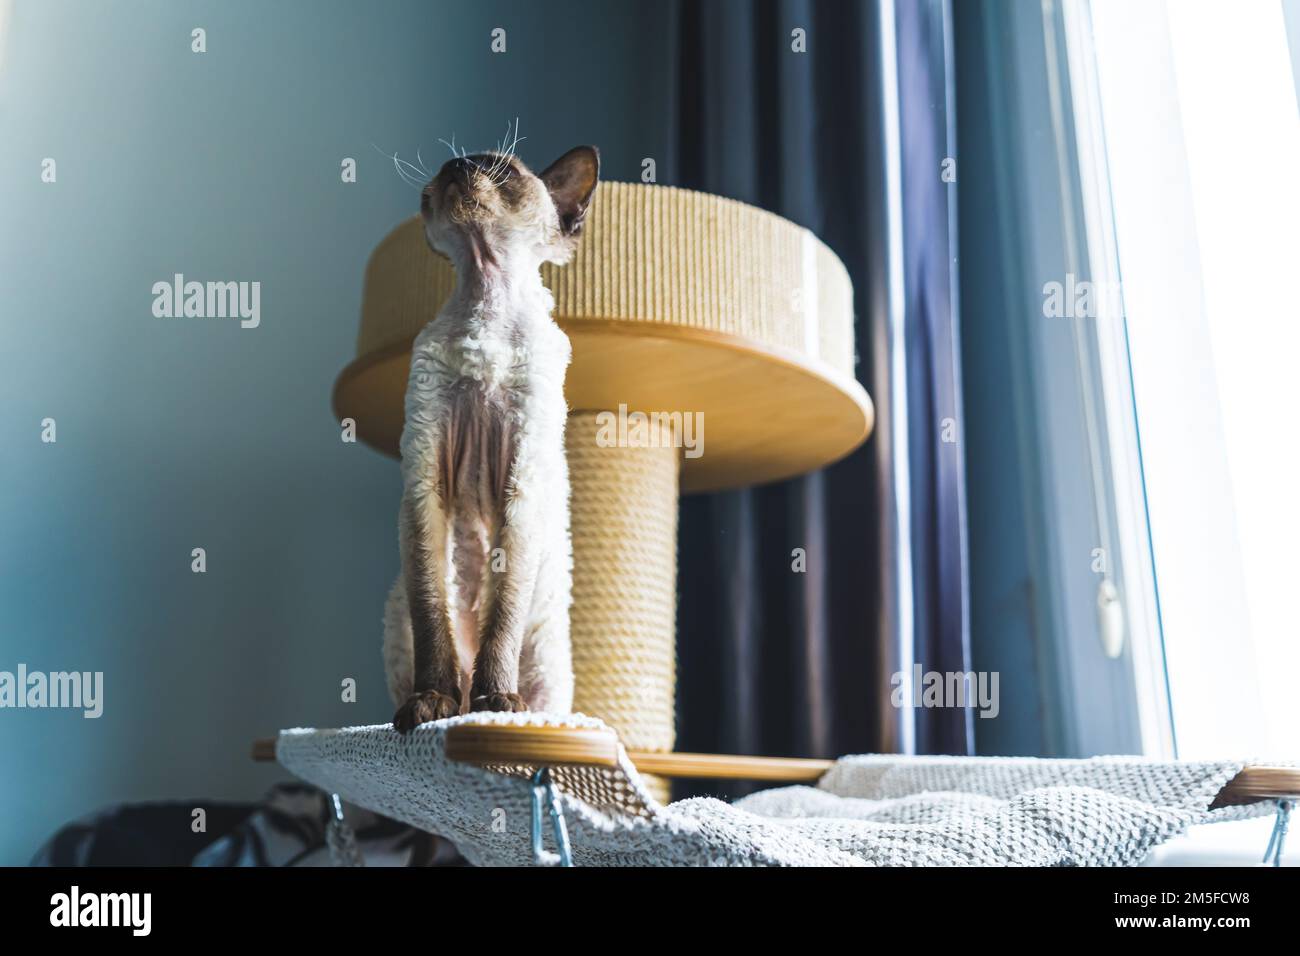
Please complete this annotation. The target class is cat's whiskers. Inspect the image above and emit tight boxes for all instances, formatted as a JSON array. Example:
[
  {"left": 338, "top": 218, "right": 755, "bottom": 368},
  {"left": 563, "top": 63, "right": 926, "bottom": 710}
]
[
  {"left": 372, "top": 143, "right": 427, "bottom": 190},
  {"left": 483, "top": 119, "right": 525, "bottom": 188},
  {"left": 494, "top": 119, "right": 526, "bottom": 186}
]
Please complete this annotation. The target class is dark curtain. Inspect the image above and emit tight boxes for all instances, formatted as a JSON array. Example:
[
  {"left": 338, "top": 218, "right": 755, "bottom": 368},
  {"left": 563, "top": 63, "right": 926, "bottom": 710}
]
[
  {"left": 895, "top": 0, "right": 973, "bottom": 755},
  {"left": 667, "top": 0, "right": 970, "bottom": 799}
]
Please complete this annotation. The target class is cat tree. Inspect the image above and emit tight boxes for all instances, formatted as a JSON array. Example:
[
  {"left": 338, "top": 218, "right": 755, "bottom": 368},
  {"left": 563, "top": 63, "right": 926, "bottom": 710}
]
[
  {"left": 331, "top": 182, "right": 873, "bottom": 797},
  {"left": 256, "top": 182, "right": 1298, "bottom": 864}
]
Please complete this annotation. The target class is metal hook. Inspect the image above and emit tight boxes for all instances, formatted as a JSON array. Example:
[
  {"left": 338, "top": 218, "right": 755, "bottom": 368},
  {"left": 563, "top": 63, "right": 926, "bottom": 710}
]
[
  {"left": 530, "top": 768, "right": 574, "bottom": 867},
  {"left": 1261, "top": 798, "right": 1292, "bottom": 867},
  {"left": 326, "top": 792, "right": 365, "bottom": 867}
]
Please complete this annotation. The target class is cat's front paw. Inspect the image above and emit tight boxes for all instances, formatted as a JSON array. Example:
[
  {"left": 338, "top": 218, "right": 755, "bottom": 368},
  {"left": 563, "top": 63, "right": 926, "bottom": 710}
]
[
  {"left": 393, "top": 690, "right": 460, "bottom": 732},
  {"left": 470, "top": 692, "right": 529, "bottom": 714}
]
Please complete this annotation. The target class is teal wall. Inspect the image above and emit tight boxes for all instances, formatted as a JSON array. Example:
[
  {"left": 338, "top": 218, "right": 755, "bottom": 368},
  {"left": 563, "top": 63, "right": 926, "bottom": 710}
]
[{"left": 0, "top": 0, "right": 672, "bottom": 864}]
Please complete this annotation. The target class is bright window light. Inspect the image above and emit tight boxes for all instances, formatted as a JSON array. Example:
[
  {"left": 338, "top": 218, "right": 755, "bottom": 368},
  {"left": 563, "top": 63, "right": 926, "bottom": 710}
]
[{"left": 1089, "top": 0, "right": 1300, "bottom": 759}]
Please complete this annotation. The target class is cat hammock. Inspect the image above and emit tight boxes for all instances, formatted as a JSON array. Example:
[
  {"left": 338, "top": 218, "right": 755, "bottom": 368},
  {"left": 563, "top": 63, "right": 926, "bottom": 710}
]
[
  {"left": 258, "top": 182, "right": 1297, "bottom": 865},
  {"left": 252, "top": 716, "right": 1296, "bottom": 866}
]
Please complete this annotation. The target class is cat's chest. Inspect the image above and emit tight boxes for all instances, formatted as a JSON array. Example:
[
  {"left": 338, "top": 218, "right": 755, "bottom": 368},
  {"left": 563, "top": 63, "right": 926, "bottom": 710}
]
[
  {"left": 407, "top": 320, "right": 568, "bottom": 409},
  {"left": 409, "top": 333, "right": 530, "bottom": 399}
]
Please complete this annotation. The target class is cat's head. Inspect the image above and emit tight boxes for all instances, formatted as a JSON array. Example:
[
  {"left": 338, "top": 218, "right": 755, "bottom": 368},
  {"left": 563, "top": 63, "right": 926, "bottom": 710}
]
[{"left": 421, "top": 145, "right": 599, "bottom": 272}]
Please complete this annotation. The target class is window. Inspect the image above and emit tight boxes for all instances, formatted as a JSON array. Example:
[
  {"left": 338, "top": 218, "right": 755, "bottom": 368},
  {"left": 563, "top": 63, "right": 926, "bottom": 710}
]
[{"left": 1081, "top": 0, "right": 1300, "bottom": 760}]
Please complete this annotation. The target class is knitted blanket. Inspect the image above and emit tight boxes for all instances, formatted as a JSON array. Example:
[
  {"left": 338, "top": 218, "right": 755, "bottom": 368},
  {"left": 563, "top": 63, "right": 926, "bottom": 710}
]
[{"left": 275, "top": 713, "right": 1268, "bottom": 866}]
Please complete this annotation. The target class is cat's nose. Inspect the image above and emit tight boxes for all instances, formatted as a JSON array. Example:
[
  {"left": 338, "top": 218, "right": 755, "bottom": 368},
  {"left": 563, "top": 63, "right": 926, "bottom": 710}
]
[{"left": 446, "top": 156, "right": 475, "bottom": 182}]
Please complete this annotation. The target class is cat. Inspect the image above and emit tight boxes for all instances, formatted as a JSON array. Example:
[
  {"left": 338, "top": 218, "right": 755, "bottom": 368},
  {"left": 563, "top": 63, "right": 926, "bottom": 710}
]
[{"left": 384, "top": 143, "right": 598, "bottom": 732}]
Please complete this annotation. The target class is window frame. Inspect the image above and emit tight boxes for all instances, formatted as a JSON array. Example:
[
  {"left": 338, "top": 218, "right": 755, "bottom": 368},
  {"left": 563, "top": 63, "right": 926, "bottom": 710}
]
[{"left": 962, "top": 0, "right": 1171, "bottom": 757}]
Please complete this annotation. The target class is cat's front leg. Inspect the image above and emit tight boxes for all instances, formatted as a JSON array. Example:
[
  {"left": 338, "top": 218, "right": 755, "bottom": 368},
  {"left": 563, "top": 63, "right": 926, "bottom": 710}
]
[
  {"left": 393, "top": 490, "right": 462, "bottom": 731},
  {"left": 469, "top": 506, "right": 539, "bottom": 713}
]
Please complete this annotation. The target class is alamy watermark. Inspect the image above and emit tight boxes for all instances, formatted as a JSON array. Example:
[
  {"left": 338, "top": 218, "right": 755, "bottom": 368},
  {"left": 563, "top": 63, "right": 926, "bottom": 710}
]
[
  {"left": 152, "top": 273, "right": 261, "bottom": 328},
  {"left": 50, "top": 886, "right": 150, "bottom": 936},
  {"left": 595, "top": 403, "right": 704, "bottom": 459},
  {"left": 891, "top": 664, "right": 999, "bottom": 719},
  {"left": 1042, "top": 272, "right": 1123, "bottom": 319},
  {"left": 0, "top": 664, "right": 103, "bottom": 718}
]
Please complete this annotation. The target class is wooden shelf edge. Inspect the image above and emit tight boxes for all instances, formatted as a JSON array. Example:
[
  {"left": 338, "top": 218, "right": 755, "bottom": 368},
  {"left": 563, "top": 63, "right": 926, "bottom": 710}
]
[
  {"left": 250, "top": 728, "right": 1298, "bottom": 806},
  {"left": 627, "top": 750, "right": 832, "bottom": 782},
  {"left": 1213, "top": 765, "right": 1300, "bottom": 807},
  {"left": 445, "top": 724, "right": 620, "bottom": 767}
]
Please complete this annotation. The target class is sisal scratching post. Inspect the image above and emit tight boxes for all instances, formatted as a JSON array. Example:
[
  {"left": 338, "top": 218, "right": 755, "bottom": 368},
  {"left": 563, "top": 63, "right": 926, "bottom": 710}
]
[{"left": 565, "top": 411, "right": 678, "bottom": 803}]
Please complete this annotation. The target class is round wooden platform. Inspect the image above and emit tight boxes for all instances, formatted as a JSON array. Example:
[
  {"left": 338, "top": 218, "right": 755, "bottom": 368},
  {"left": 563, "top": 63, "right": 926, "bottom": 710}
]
[
  {"left": 335, "top": 320, "right": 872, "bottom": 493},
  {"left": 335, "top": 182, "right": 874, "bottom": 493}
]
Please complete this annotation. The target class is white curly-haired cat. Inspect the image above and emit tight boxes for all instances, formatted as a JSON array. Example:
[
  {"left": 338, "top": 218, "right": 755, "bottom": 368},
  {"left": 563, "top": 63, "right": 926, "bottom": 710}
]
[{"left": 384, "top": 143, "right": 598, "bottom": 731}]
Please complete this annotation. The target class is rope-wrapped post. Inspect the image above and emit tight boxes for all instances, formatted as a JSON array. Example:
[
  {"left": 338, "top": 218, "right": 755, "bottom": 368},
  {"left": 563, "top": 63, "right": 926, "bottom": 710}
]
[{"left": 565, "top": 410, "right": 679, "bottom": 803}]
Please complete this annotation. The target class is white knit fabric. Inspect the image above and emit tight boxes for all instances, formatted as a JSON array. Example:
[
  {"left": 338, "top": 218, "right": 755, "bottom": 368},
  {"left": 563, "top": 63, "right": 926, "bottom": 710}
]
[{"left": 276, "top": 713, "right": 1271, "bottom": 867}]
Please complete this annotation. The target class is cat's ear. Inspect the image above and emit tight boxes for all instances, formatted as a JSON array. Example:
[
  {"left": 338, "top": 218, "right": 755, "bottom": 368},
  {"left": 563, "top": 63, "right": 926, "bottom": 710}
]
[{"left": 540, "top": 145, "right": 600, "bottom": 238}]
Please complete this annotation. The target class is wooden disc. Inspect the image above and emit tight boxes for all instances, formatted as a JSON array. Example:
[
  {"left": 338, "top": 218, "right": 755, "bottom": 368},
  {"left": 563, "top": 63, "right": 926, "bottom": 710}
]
[
  {"left": 338, "top": 181, "right": 872, "bottom": 492},
  {"left": 334, "top": 320, "right": 872, "bottom": 493}
]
